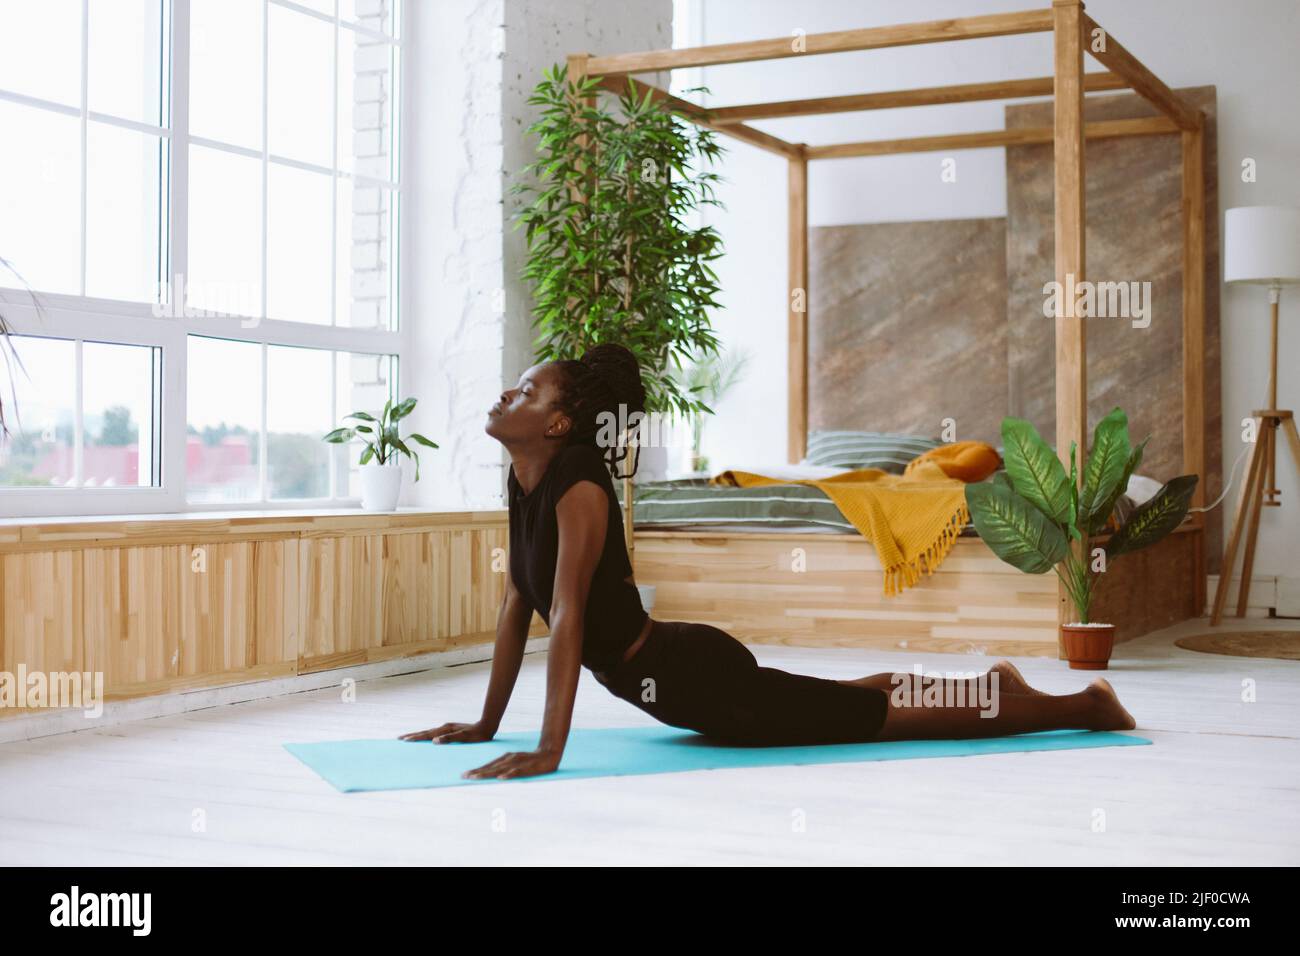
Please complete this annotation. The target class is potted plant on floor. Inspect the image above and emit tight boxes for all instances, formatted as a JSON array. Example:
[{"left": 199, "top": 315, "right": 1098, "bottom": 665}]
[
  {"left": 513, "top": 66, "right": 726, "bottom": 552},
  {"left": 323, "top": 397, "right": 438, "bottom": 511},
  {"left": 965, "top": 408, "right": 1198, "bottom": 669}
]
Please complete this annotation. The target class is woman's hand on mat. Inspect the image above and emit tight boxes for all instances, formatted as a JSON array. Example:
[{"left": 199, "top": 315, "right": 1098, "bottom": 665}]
[
  {"left": 398, "top": 721, "right": 495, "bottom": 744},
  {"left": 463, "top": 748, "right": 562, "bottom": 780}
]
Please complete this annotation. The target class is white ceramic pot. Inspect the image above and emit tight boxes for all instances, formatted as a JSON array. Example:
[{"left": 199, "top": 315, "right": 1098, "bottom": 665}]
[
  {"left": 360, "top": 461, "right": 403, "bottom": 511},
  {"left": 635, "top": 444, "right": 669, "bottom": 482}
]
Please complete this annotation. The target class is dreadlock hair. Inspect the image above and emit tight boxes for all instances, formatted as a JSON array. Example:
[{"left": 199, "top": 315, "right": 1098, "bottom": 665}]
[{"left": 550, "top": 343, "right": 648, "bottom": 479}]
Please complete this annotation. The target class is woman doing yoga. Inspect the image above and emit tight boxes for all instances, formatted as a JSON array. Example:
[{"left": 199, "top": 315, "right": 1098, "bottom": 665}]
[{"left": 400, "top": 344, "right": 1136, "bottom": 779}]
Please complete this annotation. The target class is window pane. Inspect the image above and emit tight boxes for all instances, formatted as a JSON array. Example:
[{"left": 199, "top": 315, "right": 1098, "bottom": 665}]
[
  {"left": 334, "top": 176, "right": 351, "bottom": 325},
  {"left": 88, "top": 0, "right": 166, "bottom": 125},
  {"left": 0, "top": 0, "right": 81, "bottom": 106},
  {"left": 338, "top": 25, "right": 394, "bottom": 178},
  {"left": 267, "top": 164, "right": 331, "bottom": 324},
  {"left": 335, "top": 350, "right": 394, "bottom": 498},
  {"left": 268, "top": 3, "right": 333, "bottom": 168},
  {"left": 0, "top": 336, "right": 75, "bottom": 487},
  {"left": 0, "top": 101, "right": 80, "bottom": 295},
  {"left": 83, "top": 341, "right": 160, "bottom": 487},
  {"left": 186, "top": 336, "right": 260, "bottom": 502},
  {"left": 187, "top": 144, "right": 261, "bottom": 319},
  {"left": 340, "top": 0, "right": 397, "bottom": 38},
  {"left": 337, "top": 178, "right": 393, "bottom": 329},
  {"left": 295, "top": 0, "right": 336, "bottom": 17},
  {"left": 86, "top": 123, "right": 166, "bottom": 302},
  {"left": 189, "top": 0, "right": 261, "bottom": 150},
  {"left": 267, "top": 345, "right": 331, "bottom": 499}
]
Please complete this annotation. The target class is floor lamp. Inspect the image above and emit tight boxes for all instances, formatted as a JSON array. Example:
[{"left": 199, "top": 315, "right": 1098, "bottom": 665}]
[{"left": 1211, "top": 205, "right": 1300, "bottom": 624}]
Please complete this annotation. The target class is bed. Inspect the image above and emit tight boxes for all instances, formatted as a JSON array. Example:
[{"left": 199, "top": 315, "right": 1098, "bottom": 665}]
[
  {"left": 576, "top": 3, "right": 1214, "bottom": 658},
  {"left": 618, "top": 440, "right": 1193, "bottom": 657}
]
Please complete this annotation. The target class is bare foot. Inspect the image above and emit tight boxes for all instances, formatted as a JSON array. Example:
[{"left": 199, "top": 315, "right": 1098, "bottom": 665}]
[
  {"left": 1085, "top": 677, "right": 1137, "bottom": 731},
  {"left": 990, "top": 660, "right": 1048, "bottom": 697}
]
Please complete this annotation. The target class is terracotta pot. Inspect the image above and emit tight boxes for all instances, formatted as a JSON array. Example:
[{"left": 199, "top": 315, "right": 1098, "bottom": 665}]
[{"left": 1061, "top": 623, "right": 1116, "bottom": 670}]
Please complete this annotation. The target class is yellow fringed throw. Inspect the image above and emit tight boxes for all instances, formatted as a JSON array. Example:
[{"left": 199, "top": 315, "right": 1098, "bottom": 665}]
[{"left": 711, "top": 460, "right": 970, "bottom": 596}]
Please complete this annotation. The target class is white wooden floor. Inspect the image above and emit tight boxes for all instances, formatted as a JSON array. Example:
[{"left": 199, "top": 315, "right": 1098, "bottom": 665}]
[{"left": 2, "top": 617, "right": 1297, "bottom": 866}]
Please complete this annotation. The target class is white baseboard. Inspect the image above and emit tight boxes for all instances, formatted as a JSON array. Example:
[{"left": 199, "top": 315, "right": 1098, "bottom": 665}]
[
  {"left": 0, "top": 637, "right": 550, "bottom": 744},
  {"left": 1278, "top": 576, "right": 1300, "bottom": 617},
  {"left": 1206, "top": 574, "right": 1278, "bottom": 617}
]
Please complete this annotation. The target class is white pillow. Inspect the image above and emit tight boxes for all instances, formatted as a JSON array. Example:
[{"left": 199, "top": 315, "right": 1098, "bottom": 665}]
[
  {"left": 1126, "top": 474, "right": 1163, "bottom": 506},
  {"left": 728, "top": 462, "right": 845, "bottom": 481}
]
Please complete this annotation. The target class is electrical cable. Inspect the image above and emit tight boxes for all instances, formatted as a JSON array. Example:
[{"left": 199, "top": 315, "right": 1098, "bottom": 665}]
[{"left": 1189, "top": 440, "right": 1253, "bottom": 514}]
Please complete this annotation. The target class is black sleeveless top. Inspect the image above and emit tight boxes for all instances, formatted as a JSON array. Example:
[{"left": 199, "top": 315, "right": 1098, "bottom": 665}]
[{"left": 507, "top": 443, "right": 647, "bottom": 671}]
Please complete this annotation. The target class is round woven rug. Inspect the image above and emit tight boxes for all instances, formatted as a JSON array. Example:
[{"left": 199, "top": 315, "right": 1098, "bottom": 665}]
[{"left": 1175, "top": 631, "right": 1300, "bottom": 661}]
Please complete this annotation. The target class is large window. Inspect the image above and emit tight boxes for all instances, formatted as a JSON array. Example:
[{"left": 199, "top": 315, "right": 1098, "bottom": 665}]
[
  {"left": 0, "top": 0, "right": 402, "bottom": 515},
  {"left": 186, "top": 336, "right": 395, "bottom": 503}
]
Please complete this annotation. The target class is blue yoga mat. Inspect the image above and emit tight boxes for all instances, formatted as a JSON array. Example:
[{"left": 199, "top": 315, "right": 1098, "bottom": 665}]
[{"left": 285, "top": 726, "right": 1151, "bottom": 792}]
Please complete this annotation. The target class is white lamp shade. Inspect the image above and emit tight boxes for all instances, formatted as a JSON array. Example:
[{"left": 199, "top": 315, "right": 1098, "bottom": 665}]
[{"left": 1224, "top": 205, "right": 1300, "bottom": 285}]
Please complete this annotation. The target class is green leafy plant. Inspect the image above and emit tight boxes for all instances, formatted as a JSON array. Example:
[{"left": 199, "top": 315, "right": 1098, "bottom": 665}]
[
  {"left": 513, "top": 65, "right": 726, "bottom": 419},
  {"left": 671, "top": 344, "right": 750, "bottom": 470},
  {"left": 1, "top": 255, "right": 40, "bottom": 437},
  {"left": 0, "top": 308, "right": 13, "bottom": 436},
  {"left": 965, "top": 408, "right": 1198, "bottom": 624},
  {"left": 323, "top": 397, "right": 438, "bottom": 480}
]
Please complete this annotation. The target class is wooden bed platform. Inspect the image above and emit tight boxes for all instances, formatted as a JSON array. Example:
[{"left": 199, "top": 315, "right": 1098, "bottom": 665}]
[{"left": 634, "top": 524, "right": 1203, "bottom": 659}]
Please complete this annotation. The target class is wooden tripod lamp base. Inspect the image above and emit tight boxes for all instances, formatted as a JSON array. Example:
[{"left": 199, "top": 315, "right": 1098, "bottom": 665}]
[
  {"left": 1211, "top": 408, "right": 1300, "bottom": 624},
  {"left": 1213, "top": 206, "right": 1300, "bottom": 624}
]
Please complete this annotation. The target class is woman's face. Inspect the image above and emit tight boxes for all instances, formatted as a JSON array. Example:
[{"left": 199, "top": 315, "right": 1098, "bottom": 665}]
[{"left": 485, "top": 363, "right": 570, "bottom": 445}]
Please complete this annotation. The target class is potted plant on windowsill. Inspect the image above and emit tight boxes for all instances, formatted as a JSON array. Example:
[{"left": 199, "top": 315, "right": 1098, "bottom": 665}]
[
  {"left": 323, "top": 397, "right": 439, "bottom": 511},
  {"left": 965, "top": 408, "right": 1198, "bottom": 669}
]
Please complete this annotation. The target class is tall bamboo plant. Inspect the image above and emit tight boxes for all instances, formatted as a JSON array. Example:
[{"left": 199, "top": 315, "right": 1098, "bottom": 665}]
[{"left": 513, "top": 65, "right": 726, "bottom": 421}]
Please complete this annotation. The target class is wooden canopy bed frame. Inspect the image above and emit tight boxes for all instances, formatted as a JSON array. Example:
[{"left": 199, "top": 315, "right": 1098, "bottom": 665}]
[{"left": 569, "top": 1, "right": 1212, "bottom": 658}]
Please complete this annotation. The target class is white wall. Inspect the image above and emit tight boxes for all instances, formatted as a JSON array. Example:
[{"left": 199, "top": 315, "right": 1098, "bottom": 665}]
[
  {"left": 400, "top": 0, "right": 504, "bottom": 510},
  {"left": 683, "top": 0, "right": 1300, "bottom": 581}
]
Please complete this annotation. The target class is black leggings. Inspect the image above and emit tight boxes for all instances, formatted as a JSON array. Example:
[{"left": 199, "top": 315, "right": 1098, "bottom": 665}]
[{"left": 598, "top": 620, "right": 888, "bottom": 746}]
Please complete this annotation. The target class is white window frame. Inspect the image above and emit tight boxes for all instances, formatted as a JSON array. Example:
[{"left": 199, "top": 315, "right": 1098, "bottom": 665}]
[{"left": 0, "top": 0, "right": 404, "bottom": 517}]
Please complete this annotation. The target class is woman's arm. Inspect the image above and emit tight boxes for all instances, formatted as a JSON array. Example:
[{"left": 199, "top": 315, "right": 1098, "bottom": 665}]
[
  {"left": 477, "top": 573, "right": 536, "bottom": 732},
  {"left": 463, "top": 480, "right": 607, "bottom": 779},
  {"left": 398, "top": 568, "right": 533, "bottom": 743}
]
